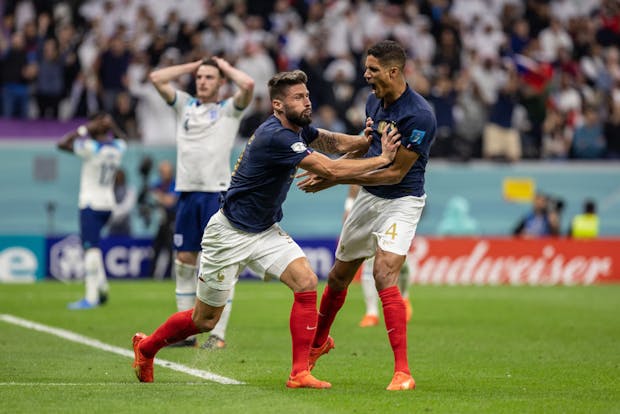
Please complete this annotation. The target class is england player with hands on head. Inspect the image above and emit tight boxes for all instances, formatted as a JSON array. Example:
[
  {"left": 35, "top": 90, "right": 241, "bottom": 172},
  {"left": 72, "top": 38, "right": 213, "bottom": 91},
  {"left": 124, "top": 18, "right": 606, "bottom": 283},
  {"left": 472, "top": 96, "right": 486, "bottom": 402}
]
[
  {"left": 57, "top": 112, "right": 127, "bottom": 310},
  {"left": 149, "top": 55, "right": 254, "bottom": 348},
  {"left": 298, "top": 40, "right": 437, "bottom": 391},
  {"left": 131, "top": 69, "right": 401, "bottom": 388}
]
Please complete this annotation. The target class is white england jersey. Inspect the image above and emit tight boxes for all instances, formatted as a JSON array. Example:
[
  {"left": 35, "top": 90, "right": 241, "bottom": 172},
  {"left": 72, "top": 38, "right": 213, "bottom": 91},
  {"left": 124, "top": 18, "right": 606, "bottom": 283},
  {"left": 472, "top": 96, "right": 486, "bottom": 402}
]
[
  {"left": 74, "top": 138, "right": 127, "bottom": 210},
  {"left": 172, "top": 90, "right": 245, "bottom": 192}
]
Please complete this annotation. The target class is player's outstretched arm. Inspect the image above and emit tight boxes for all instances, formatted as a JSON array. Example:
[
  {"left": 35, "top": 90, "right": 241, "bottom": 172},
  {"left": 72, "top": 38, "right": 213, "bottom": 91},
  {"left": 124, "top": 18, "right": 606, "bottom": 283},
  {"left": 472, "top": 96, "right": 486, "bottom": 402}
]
[
  {"left": 212, "top": 56, "right": 255, "bottom": 110},
  {"left": 298, "top": 126, "right": 400, "bottom": 183},
  {"left": 149, "top": 60, "right": 203, "bottom": 104},
  {"left": 298, "top": 148, "right": 419, "bottom": 193},
  {"left": 310, "top": 117, "right": 374, "bottom": 155}
]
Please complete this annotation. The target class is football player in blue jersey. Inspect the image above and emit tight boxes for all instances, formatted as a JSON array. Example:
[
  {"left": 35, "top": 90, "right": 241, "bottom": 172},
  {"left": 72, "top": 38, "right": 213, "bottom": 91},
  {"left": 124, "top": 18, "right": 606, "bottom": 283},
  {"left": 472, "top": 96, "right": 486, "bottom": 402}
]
[
  {"left": 131, "top": 69, "right": 401, "bottom": 388},
  {"left": 298, "top": 40, "right": 437, "bottom": 391}
]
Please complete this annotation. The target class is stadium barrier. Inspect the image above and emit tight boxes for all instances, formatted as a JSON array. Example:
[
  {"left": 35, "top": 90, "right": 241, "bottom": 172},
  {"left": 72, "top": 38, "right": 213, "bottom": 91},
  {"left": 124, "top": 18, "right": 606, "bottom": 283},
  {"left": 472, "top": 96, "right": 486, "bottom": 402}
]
[
  {"left": 407, "top": 237, "right": 620, "bottom": 285},
  {"left": 1, "top": 235, "right": 618, "bottom": 285}
]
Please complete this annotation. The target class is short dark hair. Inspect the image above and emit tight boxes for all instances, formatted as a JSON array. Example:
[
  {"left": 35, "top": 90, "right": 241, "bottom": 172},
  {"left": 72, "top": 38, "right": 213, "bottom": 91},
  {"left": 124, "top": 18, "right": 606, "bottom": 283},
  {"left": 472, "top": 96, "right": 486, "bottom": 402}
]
[
  {"left": 367, "top": 40, "right": 406, "bottom": 71},
  {"left": 200, "top": 57, "right": 224, "bottom": 78},
  {"left": 268, "top": 70, "right": 308, "bottom": 100},
  {"left": 584, "top": 199, "right": 596, "bottom": 214}
]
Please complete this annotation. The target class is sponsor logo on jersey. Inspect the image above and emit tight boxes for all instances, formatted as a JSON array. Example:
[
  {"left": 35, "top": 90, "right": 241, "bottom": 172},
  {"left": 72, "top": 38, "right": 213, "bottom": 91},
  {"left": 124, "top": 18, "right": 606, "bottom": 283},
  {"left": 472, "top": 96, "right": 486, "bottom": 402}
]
[{"left": 291, "top": 142, "right": 307, "bottom": 153}]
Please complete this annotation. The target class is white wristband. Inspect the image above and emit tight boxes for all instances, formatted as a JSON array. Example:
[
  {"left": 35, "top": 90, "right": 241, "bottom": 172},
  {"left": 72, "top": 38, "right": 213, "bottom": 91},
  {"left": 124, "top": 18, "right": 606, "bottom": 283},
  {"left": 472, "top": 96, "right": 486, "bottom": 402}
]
[
  {"left": 77, "top": 125, "right": 88, "bottom": 137},
  {"left": 344, "top": 197, "right": 355, "bottom": 213}
]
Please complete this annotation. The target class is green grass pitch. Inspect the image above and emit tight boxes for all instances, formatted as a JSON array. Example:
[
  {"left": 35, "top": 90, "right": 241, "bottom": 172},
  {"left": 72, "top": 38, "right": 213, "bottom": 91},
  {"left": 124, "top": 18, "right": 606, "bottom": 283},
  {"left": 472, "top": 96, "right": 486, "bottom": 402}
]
[{"left": 1, "top": 280, "right": 619, "bottom": 413}]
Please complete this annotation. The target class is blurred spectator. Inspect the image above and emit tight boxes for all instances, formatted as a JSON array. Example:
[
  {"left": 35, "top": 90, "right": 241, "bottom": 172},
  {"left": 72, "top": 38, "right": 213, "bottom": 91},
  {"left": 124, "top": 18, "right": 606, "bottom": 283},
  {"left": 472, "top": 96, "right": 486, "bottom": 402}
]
[
  {"left": 111, "top": 91, "right": 138, "bottom": 139},
  {"left": 323, "top": 53, "right": 357, "bottom": 124},
  {"left": 509, "top": 18, "right": 531, "bottom": 54},
  {"left": 408, "top": 16, "right": 436, "bottom": 67},
  {"left": 596, "top": 0, "right": 620, "bottom": 47},
  {"left": 201, "top": 14, "right": 235, "bottom": 57},
  {"left": 604, "top": 99, "right": 620, "bottom": 159},
  {"left": 1, "top": 31, "right": 37, "bottom": 118},
  {"left": 127, "top": 50, "right": 177, "bottom": 146},
  {"left": 518, "top": 82, "right": 548, "bottom": 158},
  {"left": 298, "top": 46, "right": 334, "bottom": 110},
  {"left": 95, "top": 34, "right": 131, "bottom": 113},
  {"left": 108, "top": 168, "right": 137, "bottom": 237},
  {"left": 569, "top": 199, "right": 599, "bottom": 239},
  {"left": 313, "top": 104, "right": 347, "bottom": 134},
  {"left": 428, "top": 69, "right": 458, "bottom": 158},
  {"left": 235, "top": 40, "right": 276, "bottom": 100},
  {"left": 35, "top": 37, "right": 64, "bottom": 118},
  {"left": 238, "top": 95, "right": 270, "bottom": 139},
  {"left": 454, "top": 70, "right": 486, "bottom": 160},
  {"left": 432, "top": 27, "right": 461, "bottom": 77},
  {"left": 571, "top": 106, "right": 606, "bottom": 159},
  {"left": 513, "top": 193, "right": 561, "bottom": 238},
  {"left": 538, "top": 17, "right": 573, "bottom": 63},
  {"left": 541, "top": 107, "right": 572, "bottom": 160},
  {"left": 145, "top": 160, "right": 178, "bottom": 280},
  {"left": 482, "top": 65, "right": 521, "bottom": 162},
  {"left": 436, "top": 196, "right": 480, "bottom": 236}
]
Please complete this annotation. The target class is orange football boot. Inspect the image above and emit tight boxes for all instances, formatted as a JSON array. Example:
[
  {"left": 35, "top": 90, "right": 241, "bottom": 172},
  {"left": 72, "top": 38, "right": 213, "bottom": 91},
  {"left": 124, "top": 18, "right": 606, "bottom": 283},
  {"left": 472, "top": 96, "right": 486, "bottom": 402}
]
[
  {"left": 286, "top": 370, "right": 331, "bottom": 389},
  {"left": 132, "top": 332, "right": 154, "bottom": 383},
  {"left": 359, "top": 314, "right": 379, "bottom": 327},
  {"left": 308, "top": 336, "right": 335, "bottom": 370},
  {"left": 386, "top": 371, "right": 416, "bottom": 391}
]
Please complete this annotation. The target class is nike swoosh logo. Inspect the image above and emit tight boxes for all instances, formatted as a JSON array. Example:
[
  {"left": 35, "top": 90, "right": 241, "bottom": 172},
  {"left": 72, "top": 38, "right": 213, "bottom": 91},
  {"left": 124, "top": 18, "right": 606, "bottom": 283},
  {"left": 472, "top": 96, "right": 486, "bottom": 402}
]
[
  {"left": 318, "top": 312, "right": 325, "bottom": 317},
  {"left": 306, "top": 325, "right": 317, "bottom": 330},
  {"left": 387, "top": 328, "right": 395, "bottom": 334}
]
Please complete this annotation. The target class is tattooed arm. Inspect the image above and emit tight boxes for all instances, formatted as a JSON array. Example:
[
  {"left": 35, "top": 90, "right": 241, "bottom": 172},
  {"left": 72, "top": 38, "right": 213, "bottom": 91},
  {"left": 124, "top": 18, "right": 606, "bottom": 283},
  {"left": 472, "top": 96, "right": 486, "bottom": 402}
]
[
  {"left": 310, "top": 118, "right": 375, "bottom": 155},
  {"left": 310, "top": 129, "right": 371, "bottom": 154}
]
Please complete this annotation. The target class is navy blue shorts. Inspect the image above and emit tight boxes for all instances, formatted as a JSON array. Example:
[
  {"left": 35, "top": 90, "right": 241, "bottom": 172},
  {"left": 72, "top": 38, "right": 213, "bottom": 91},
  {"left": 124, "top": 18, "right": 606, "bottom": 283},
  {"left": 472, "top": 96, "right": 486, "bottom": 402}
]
[
  {"left": 80, "top": 208, "right": 112, "bottom": 249},
  {"left": 174, "top": 192, "right": 221, "bottom": 252}
]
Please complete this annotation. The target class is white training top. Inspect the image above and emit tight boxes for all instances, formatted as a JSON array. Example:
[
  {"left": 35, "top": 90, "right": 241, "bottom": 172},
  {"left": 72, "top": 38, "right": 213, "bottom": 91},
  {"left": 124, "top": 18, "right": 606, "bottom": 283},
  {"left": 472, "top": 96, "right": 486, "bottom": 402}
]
[
  {"left": 73, "top": 138, "right": 127, "bottom": 210},
  {"left": 172, "top": 90, "right": 245, "bottom": 192}
]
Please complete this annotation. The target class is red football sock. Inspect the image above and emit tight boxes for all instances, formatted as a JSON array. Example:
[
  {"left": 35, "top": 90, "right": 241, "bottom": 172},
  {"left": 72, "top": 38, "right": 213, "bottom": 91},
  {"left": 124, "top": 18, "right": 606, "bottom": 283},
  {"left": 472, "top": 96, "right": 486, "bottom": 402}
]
[
  {"left": 290, "top": 291, "right": 318, "bottom": 376},
  {"left": 379, "top": 286, "right": 410, "bottom": 375},
  {"left": 312, "top": 285, "right": 347, "bottom": 348},
  {"left": 139, "top": 309, "right": 200, "bottom": 358}
]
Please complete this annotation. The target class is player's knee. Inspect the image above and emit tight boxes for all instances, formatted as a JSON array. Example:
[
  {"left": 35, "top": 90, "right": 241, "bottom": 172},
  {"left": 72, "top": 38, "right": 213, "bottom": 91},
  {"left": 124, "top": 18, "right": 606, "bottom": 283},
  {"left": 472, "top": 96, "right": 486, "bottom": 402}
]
[
  {"left": 192, "top": 313, "right": 220, "bottom": 333},
  {"left": 327, "top": 268, "right": 352, "bottom": 291},
  {"left": 295, "top": 273, "right": 318, "bottom": 292},
  {"left": 176, "top": 251, "right": 198, "bottom": 266}
]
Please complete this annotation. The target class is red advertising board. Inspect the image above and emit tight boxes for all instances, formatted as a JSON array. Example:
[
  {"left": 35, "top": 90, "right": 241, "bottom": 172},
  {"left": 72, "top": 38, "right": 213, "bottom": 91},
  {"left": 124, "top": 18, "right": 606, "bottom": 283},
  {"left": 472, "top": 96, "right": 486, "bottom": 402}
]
[{"left": 407, "top": 238, "right": 620, "bottom": 285}]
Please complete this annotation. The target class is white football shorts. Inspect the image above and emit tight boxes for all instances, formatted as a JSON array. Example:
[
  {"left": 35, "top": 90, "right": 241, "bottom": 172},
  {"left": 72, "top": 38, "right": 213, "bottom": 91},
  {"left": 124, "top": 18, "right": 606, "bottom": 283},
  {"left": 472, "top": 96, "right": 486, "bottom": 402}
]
[
  {"left": 336, "top": 188, "right": 426, "bottom": 261},
  {"left": 197, "top": 210, "right": 306, "bottom": 306}
]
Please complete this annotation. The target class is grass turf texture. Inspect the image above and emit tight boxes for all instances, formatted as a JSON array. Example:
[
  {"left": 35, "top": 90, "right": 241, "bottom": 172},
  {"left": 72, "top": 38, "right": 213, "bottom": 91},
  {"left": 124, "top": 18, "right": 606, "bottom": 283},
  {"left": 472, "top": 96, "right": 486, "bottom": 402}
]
[{"left": 1, "top": 281, "right": 619, "bottom": 414}]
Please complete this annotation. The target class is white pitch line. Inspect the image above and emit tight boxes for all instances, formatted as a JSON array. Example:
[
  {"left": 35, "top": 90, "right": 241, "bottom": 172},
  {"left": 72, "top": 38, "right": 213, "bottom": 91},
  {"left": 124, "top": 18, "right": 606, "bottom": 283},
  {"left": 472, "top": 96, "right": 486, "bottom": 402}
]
[
  {"left": 0, "top": 382, "right": 206, "bottom": 386},
  {"left": 0, "top": 314, "right": 244, "bottom": 385}
]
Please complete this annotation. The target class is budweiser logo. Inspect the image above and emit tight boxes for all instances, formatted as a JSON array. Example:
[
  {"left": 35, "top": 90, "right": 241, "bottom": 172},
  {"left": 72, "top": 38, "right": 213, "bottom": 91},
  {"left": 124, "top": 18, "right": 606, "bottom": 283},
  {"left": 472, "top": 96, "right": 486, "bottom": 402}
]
[{"left": 407, "top": 238, "right": 613, "bottom": 286}]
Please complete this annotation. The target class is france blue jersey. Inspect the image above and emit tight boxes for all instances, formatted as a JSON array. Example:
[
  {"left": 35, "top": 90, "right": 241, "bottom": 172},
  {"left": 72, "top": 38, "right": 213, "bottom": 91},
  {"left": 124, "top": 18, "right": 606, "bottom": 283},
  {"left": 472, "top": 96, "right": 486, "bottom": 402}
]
[
  {"left": 364, "top": 86, "right": 436, "bottom": 198},
  {"left": 222, "top": 115, "right": 318, "bottom": 233}
]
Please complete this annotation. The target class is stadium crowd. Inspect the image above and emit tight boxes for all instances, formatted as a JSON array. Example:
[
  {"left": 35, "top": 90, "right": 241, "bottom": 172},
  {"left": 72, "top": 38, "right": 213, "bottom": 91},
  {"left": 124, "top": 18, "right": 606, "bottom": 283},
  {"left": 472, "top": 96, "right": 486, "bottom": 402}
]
[{"left": 1, "top": 0, "right": 620, "bottom": 159}]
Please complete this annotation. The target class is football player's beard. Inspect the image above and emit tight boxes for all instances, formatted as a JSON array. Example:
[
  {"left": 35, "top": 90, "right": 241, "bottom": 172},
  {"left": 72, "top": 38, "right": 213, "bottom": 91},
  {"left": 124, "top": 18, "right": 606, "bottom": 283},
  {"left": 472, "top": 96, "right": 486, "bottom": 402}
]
[{"left": 286, "top": 108, "right": 312, "bottom": 127}]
